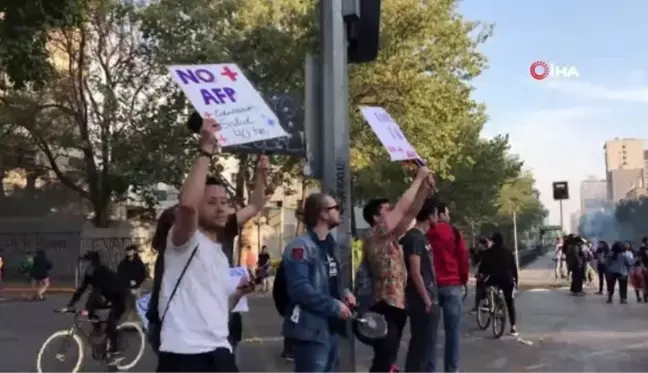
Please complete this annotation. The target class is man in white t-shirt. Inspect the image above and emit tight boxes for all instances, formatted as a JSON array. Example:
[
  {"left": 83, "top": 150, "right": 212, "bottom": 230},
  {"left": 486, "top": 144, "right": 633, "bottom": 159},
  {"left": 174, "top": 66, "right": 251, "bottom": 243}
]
[{"left": 156, "top": 117, "right": 253, "bottom": 372}]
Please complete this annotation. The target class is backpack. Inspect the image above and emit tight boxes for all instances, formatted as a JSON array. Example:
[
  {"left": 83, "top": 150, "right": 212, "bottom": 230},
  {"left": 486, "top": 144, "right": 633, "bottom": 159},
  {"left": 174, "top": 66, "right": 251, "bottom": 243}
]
[{"left": 272, "top": 262, "right": 288, "bottom": 316}]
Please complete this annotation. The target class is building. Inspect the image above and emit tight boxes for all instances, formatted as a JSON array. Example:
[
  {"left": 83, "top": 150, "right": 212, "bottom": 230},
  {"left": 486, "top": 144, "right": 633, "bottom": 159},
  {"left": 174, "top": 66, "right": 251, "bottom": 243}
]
[
  {"left": 570, "top": 210, "right": 581, "bottom": 235},
  {"left": 604, "top": 138, "right": 646, "bottom": 202},
  {"left": 580, "top": 177, "right": 607, "bottom": 214}
]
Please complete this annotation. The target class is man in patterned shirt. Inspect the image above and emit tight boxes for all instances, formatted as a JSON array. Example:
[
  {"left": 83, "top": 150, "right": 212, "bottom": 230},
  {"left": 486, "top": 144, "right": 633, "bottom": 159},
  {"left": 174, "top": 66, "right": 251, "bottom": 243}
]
[{"left": 362, "top": 166, "right": 435, "bottom": 372}]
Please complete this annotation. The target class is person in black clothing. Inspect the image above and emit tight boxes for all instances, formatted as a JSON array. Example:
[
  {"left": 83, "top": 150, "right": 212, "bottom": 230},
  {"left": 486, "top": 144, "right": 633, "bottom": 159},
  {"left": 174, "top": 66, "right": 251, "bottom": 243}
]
[
  {"left": 471, "top": 237, "right": 491, "bottom": 314},
  {"left": 402, "top": 198, "right": 438, "bottom": 372},
  {"left": 595, "top": 241, "right": 610, "bottom": 294},
  {"left": 30, "top": 250, "right": 52, "bottom": 300},
  {"left": 59, "top": 250, "right": 130, "bottom": 366},
  {"left": 117, "top": 245, "right": 148, "bottom": 295},
  {"left": 256, "top": 245, "right": 271, "bottom": 292},
  {"left": 476, "top": 232, "right": 519, "bottom": 336}
]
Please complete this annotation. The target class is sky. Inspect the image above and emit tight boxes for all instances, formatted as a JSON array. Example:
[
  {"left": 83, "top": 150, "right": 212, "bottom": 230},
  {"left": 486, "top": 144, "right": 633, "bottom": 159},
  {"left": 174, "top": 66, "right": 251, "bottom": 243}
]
[{"left": 458, "top": 0, "right": 648, "bottom": 230}]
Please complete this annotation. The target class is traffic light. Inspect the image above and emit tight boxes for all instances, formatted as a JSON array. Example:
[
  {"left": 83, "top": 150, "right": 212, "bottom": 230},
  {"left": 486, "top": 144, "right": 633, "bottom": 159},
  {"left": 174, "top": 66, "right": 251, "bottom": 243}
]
[
  {"left": 552, "top": 181, "right": 569, "bottom": 200},
  {"left": 346, "top": 0, "right": 381, "bottom": 63}
]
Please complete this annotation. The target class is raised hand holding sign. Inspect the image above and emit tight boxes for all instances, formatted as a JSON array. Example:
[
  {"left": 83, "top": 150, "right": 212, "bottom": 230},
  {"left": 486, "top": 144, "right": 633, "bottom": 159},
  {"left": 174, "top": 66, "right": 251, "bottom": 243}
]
[{"left": 169, "top": 63, "right": 288, "bottom": 147}]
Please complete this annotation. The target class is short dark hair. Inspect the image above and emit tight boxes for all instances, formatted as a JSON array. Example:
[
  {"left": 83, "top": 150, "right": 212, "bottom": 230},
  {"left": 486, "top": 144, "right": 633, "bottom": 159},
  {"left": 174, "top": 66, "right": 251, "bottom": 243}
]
[
  {"left": 415, "top": 198, "right": 438, "bottom": 222},
  {"left": 363, "top": 198, "right": 389, "bottom": 226},
  {"left": 152, "top": 206, "right": 176, "bottom": 252},
  {"left": 303, "top": 193, "right": 328, "bottom": 229},
  {"left": 206, "top": 176, "right": 224, "bottom": 186},
  {"left": 187, "top": 111, "right": 202, "bottom": 133},
  {"left": 437, "top": 202, "right": 449, "bottom": 215},
  {"left": 491, "top": 232, "right": 503, "bottom": 245}
]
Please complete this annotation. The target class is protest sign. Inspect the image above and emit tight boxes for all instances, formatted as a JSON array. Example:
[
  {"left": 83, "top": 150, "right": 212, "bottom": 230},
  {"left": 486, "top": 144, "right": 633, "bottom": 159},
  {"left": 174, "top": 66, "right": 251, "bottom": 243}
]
[
  {"left": 223, "top": 93, "right": 305, "bottom": 155},
  {"left": 169, "top": 64, "right": 288, "bottom": 147},
  {"left": 358, "top": 106, "right": 420, "bottom": 162},
  {"left": 230, "top": 266, "right": 250, "bottom": 313}
]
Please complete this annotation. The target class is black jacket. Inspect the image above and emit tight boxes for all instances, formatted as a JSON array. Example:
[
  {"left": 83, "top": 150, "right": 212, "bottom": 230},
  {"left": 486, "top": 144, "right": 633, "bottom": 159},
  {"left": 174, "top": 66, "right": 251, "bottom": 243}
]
[
  {"left": 477, "top": 245, "right": 518, "bottom": 286},
  {"left": 117, "top": 255, "right": 148, "bottom": 289},
  {"left": 68, "top": 265, "right": 128, "bottom": 307}
]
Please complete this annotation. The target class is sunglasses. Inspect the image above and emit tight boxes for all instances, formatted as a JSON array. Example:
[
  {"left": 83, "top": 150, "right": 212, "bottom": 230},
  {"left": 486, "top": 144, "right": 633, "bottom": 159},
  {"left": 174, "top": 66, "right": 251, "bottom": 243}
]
[{"left": 326, "top": 204, "right": 341, "bottom": 211}]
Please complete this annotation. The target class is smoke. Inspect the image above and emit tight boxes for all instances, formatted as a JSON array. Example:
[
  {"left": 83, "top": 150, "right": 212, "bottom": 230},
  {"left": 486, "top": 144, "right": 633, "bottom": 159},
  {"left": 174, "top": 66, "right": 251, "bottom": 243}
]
[{"left": 579, "top": 207, "right": 638, "bottom": 242}]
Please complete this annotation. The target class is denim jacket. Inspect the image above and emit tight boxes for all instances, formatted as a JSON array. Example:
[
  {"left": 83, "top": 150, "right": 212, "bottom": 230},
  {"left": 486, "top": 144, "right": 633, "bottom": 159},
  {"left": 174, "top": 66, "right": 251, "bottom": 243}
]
[{"left": 282, "top": 231, "right": 349, "bottom": 343}]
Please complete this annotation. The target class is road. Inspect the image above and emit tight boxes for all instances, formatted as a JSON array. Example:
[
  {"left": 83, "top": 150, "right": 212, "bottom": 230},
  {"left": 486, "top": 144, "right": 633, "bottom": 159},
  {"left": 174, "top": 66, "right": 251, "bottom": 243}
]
[{"left": 1, "top": 287, "right": 647, "bottom": 372}]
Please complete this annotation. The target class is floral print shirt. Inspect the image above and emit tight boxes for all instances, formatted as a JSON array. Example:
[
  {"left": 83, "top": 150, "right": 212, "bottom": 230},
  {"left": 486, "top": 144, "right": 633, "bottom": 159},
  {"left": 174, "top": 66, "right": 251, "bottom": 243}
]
[{"left": 363, "top": 222, "right": 407, "bottom": 309}]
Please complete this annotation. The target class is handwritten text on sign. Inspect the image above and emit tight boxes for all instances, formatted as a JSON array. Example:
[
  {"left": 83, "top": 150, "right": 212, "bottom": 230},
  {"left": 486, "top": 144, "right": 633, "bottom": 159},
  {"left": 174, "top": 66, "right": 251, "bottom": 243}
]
[
  {"left": 168, "top": 64, "right": 288, "bottom": 147},
  {"left": 359, "top": 106, "right": 419, "bottom": 161}
]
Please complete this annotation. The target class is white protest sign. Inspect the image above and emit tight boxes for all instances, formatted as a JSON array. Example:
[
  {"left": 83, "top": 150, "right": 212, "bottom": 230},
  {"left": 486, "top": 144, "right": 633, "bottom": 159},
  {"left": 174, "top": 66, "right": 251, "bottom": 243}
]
[
  {"left": 168, "top": 63, "right": 288, "bottom": 147},
  {"left": 229, "top": 266, "right": 250, "bottom": 313},
  {"left": 359, "top": 106, "right": 420, "bottom": 162}
]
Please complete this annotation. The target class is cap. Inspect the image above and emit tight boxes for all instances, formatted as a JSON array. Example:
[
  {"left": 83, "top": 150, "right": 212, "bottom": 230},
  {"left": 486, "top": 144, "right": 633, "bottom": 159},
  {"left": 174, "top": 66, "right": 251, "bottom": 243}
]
[{"left": 80, "top": 250, "right": 100, "bottom": 262}]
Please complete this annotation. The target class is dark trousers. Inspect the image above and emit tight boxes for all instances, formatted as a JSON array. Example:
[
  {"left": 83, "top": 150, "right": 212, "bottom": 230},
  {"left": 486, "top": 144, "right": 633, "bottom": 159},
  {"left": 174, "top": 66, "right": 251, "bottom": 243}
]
[
  {"left": 500, "top": 283, "right": 517, "bottom": 326},
  {"left": 283, "top": 336, "right": 294, "bottom": 355},
  {"left": 597, "top": 264, "right": 606, "bottom": 293},
  {"left": 606, "top": 272, "right": 628, "bottom": 300},
  {"left": 85, "top": 291, "right": 126, "bottom": 353},
  {"left": 228, "top": 313, "right": 242, "bottom": 353},
  {"left": 570, "top": 265, "right": 585, "bottom": 294},
  {"left": 369, "top": 301, "right": 407, "bottom": 372},
  {"left": 157, "top": 348, "right": 238, "bottom": 372},
  {"left": 405, "top": 302, "right": 438, "bottom": 372}
]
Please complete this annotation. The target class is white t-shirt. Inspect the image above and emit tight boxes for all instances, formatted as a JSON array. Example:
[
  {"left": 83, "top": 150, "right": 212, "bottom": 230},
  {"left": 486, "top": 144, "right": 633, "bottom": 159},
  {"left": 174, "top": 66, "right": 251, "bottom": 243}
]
[{"left": 159, "top": 230, "right": 235, "bottom": 354}]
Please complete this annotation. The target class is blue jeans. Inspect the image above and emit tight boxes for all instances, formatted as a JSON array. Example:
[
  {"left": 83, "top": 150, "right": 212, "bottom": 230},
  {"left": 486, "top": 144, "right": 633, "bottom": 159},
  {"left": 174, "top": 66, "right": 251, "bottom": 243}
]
[
  {"left": 428, "top": 286, "right": 462, "bottom": 372},
  {"left": 293, "top": 334, "right": 339, "bottom": 372}
]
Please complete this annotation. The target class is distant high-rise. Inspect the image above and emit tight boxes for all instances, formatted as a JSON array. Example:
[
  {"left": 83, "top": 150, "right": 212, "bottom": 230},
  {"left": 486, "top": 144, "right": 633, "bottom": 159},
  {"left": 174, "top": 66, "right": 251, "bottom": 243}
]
[
  {"left": 604, "top": 138, "right": 646, "bottom": 202},
  {"left": 580, "top": 177, "right": 606, "bottom": 214}
]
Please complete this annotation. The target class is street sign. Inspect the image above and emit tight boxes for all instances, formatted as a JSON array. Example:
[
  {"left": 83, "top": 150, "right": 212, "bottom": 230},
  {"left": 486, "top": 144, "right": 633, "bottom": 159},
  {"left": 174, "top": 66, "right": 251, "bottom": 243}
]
[{"left": 552, "top": 181, "right": 569, "bottom": 200}]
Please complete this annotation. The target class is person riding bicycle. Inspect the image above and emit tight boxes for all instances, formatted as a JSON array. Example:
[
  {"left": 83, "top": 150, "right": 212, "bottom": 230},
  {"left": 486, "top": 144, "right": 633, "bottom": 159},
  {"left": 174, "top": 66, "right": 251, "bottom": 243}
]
[
  {"left": 475, "top": 232, "right": 519, "bottom": 336},
  {"left": 57, "top": 250, "right": 130, "bottom": 366}
]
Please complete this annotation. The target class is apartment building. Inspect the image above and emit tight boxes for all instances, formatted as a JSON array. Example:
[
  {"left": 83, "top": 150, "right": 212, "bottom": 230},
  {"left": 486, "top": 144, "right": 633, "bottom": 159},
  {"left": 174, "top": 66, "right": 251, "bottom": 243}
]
[{"left": 604, "top": 138, "right": 646, "bottom": 202}]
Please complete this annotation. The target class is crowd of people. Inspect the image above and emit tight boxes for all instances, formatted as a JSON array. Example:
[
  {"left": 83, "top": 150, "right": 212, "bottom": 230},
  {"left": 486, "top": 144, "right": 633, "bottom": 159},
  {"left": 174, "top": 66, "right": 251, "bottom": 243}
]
[
  {"left": 554, "top": 235, "right": 648, "bottom": 303},
  {"left": 45, "top": 115, "right": 521, "bottom": 372}
]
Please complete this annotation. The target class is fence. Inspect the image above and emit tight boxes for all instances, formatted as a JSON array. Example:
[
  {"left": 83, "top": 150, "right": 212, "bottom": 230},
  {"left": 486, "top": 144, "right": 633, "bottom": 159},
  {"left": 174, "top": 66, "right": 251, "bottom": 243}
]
[{"left": 0, "top": 231, "right": 152, "bottom": 285}]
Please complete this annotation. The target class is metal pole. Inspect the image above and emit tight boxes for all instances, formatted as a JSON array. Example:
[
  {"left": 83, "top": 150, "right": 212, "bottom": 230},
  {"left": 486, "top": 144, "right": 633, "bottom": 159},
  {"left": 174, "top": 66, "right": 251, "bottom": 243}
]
[
  {"left": 559, "top": 200, "right": 564, "bottom": 233},
  {"left": 320, "top": 0, "right": 355, "bottom": 371},
  {"left": 513, "top": 208, "right": 519, "bottom": 272}
]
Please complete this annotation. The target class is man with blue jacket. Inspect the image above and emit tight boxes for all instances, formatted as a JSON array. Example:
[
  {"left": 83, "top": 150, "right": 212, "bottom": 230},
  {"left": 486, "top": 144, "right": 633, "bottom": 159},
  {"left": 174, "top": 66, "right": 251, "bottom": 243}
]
[{"left": 282, "top": 192, "right": 356, "bottom": 372}]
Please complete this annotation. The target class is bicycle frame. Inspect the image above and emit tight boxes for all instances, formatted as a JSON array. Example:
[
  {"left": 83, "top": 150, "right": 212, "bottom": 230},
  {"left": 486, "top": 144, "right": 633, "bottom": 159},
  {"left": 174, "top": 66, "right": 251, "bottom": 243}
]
[{"left": 63, "top": 313, "right": 110, "bottom": 360}]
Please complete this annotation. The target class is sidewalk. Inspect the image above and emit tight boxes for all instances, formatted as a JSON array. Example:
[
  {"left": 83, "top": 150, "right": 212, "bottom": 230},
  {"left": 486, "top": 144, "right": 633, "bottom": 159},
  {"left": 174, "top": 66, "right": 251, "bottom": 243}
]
[{"left": 517, "top": 251, "right": 568, "bottom": 289}]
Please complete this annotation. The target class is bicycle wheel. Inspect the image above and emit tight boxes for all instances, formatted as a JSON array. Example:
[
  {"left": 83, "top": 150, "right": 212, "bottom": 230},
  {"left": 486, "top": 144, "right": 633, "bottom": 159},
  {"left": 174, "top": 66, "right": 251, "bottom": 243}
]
[
  {"left": 113, "top": 321, "right": 146, "bottom": 370},
  {"left": 36, "top": 330, "right": 85, "bottom": 373},
  {"left": 491, "top": 295, "right": 507, "bottom": 339},
  {"left": 476, "top": 297, "right": 491, "bottom": 330}
]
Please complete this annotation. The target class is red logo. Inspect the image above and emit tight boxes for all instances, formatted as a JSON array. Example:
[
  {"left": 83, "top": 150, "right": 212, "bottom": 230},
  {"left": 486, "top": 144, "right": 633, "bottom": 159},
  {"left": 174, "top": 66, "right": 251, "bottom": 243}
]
[{"left": 530, "top": 61, "right": 550, "bottom": 80}]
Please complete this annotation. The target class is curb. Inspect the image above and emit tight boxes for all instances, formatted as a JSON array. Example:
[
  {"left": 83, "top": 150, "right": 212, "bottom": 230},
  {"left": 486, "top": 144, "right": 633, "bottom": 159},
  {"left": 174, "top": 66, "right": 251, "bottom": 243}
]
[{"left": 2, "top": 287, "right": 76, "bottom": 294}]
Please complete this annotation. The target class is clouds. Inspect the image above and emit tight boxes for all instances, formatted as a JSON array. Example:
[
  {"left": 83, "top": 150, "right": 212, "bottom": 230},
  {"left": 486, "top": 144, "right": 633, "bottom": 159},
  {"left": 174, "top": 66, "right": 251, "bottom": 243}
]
[
  {"left": 545, "top": 80, "right": 648, "bottom": 103},
  {"left": 483, "top": 106, "right": 605, "bottom": 230}
]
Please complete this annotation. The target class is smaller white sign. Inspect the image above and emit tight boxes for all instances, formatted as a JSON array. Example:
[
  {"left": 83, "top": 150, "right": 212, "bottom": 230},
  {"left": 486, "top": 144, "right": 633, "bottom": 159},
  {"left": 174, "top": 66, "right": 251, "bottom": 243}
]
[
  {"left": 358, "top": 106, "right": 420, "bottom": 162},
  {"left": 168, "top": 63, "right": 288, "bottom": 147},
  {"left": 229, "top": 266, "right": 250, "bottom": 313}
]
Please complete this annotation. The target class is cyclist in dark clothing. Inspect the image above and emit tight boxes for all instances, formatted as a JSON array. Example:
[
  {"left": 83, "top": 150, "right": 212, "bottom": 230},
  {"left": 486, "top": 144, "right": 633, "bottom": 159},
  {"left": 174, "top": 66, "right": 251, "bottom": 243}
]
[
  {"left": 59, "top": 250, "right": 129, "bottom": 366},
  {"left": 117, "top": 245, "right": 148, "bottom": 292},
  {"left": 476, "top": 232, "right": 519, "bottom": 336}
]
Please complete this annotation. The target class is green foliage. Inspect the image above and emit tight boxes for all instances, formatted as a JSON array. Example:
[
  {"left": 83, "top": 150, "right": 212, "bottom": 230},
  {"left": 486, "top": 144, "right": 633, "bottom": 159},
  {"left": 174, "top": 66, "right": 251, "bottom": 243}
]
[
  {"left": 0, "top": 0, "right": 88, "bottom": 87},
  {"left": 615, "top": 197, "right": 648, "bottom": 241}
]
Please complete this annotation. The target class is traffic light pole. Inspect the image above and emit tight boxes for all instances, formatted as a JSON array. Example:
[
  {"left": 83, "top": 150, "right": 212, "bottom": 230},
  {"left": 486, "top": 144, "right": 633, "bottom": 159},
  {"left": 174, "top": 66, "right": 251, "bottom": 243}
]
[
  {"left": 559, "top": 200, "right": 564, "bottom": 233},
  {"left": 319, "top": 0, "right": 355, "bottom": 371}
]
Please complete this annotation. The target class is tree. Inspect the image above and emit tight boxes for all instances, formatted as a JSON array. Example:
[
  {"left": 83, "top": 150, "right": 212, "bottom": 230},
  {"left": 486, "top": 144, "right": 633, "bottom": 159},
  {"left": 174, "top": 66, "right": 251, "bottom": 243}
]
[
  {"left": 615, "top": 197, "right": 648, "bottom": 241},
  {"left": 0, "top": 0, "right": 87, "bottom": 87},
  {"left": 140, "top": 0, "right": 317, "bottom": 255},
  {"left": 1, "top": 0, "right": 192, "bottom": 226}
]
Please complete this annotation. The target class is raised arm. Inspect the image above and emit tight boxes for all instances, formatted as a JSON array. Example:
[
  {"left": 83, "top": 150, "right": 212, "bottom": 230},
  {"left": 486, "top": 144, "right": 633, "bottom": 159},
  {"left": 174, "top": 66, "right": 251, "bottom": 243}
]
[
  {"left": 383, "top": 167, "right": 430, "bottom": 234},
  {"left": 393, "top": 179, "right": 434, "bottom": 238},
  {"left": 171, "top": 118, "right": 220, "bottom": 248},
  {"left": 236, "top": 155, "right": 269, "bottom": 225}
]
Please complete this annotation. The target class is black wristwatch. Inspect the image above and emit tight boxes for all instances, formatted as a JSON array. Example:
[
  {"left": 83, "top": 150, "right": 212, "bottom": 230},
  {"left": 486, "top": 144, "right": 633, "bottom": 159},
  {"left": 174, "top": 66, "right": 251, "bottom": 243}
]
[{"left": 198, "top": 149, "right": 213, "bottom": 158}]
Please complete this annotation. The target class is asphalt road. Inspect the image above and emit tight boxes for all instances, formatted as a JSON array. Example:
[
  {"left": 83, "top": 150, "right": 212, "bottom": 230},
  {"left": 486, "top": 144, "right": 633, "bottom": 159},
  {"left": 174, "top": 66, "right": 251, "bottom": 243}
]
[{"left": 1, "top": 287, "right": 647, "bottom": 372}]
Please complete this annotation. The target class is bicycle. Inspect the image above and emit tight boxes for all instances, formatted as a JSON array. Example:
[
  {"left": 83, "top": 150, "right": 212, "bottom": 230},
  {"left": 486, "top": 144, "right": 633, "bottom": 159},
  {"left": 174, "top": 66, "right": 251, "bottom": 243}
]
[
  {"left": 36, "top": 308, "right": 146, "bottom": 372},
  {"left": 475, "top": 281, "right": 507, "bottom": 338}
]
